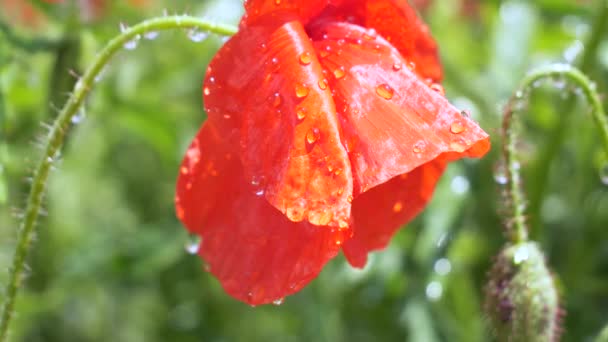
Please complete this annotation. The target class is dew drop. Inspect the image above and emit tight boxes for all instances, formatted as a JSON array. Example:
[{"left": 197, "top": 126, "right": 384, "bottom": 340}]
[
  {"left": 296, "top": 108, "right": 307, "bottom": 120},
  {"left": 71, "top": 109, "right": 86, "bottom": 124},
  {"left": 144, "top": 31, "right": 159, "bottom": 40},
  {"left": 188, "top": 29, "right": 208, "bottom": 43},
  {"left": 123, "top": 36, "right": 140, "bottom": 50},
  {"left": 392, "top": 63, "right": 402, "bottom": 71},
  {"left": 271, "top": 57, "right": 279, "bottom": 65},
  {"left": 347, "top": 195, "right": 353, "bottom": 203},
  {"left": 306, "top": 127, "right": 320, "bottom": 144},
  {"left": 272, "top": 298, "right": 284, "bottom": 305},
  {"left": 600, "top": 164, "right": 608, "bottom": 185},
  {"left": 318, "top": 78, "right": 328, "bottom": 90},
  {"left": 392, "top": 201, "right": 403, "bottom": 213},
  {"left": 180, "top": 166, "right": 188, "bottom": 175},
  {"left": 333, "top": 66, "right": 345, "bottom": 79},
  {"left": 493, "top": 161, "right": 508, "bottom": 185},
  {"left": 295, "top": 83, "right": 310, "bottom": 98},
  {"left": 450, "top": 138, "right": 467, "bottom": 153},
  {"left": 185, "top": 234, "right": 201, "bottom": 255},
  {"left": 407, "top": 61, "right": 416, "bottom": 70},
  {"left": 203, "top": 87, "right": 211, "bottom": 96},
  {"left": 376, "top": 84, "right": 394, "bottom": 100},
  {"left": 271, "top": 93, "right": 282, "bottom": 107},
  {"left": 430, "top": 83, "right": 445, "bottom": 95},
  {"left": 299, "top": 51, "right": 312, "bottom": 65},
  {"left": 363, "top": 29, "right": 376, "bottom": 40},
  {"left": 119, "top": 22, "right": 129, "bottom": 33},
  {"left": 450, "top": 121, "right": 466, "bottom": 134},
  {"left": 319, "top": 49, "right": 330, "bottom": 58},
  {"left": 176, "top": 205, "right": 185, "bottom": 220},
  {"left": 412, "top": 140, "right": 426, "bottom": 154}
]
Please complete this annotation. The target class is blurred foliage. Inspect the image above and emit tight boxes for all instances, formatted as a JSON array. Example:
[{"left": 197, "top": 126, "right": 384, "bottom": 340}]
[{"left": 0, "top": 0, "right": 607, "bottom": 341}]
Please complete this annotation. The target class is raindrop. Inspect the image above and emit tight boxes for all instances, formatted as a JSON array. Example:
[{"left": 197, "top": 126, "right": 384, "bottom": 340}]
[
  {"left": 296, "top": 108, "right": 307, "bottom": 120},
  {"left": 434, "top": 258, "right": 452, "bottom": 276},
  {"left": 271, "top": 93, "right": 282, "bottom": 107},
  {"left": 375, "top": 83, "right": 394, "bottom": 100},
  {"left": 392, "top": 63, "right": 402, "bottom": 71},
  {"left": 347, "top": 195, "right": 353, "bottom": 203},
  {"left": 494, "top": 161, "right": 508, "bottom": 185},
  {"left": 425, "top": 281, "right": 443, "bottom": 301},
  {"left": 600, "top": 164, "right": 608, "bottom": 185},
  {"left": 203, "top": 87, "right": 211, "bottom": 96},
  {"left": 188, "top": 29, "right": 208, "bottom": 43},
  {"left": 295, "top": 83, "right": 310, "bottom": 98},
  {"left": 430, "top": 83, "right": 445, "bottom": 95},
  {"left": 450, "top": 176, "right": 470, "bottom": 194},
  {"left": 333, "top": 66, "right": 345, "bottom": 79},
  {"left": 271, "top": 57, "right": 279, "bottom": 65},
  {"left": 272, "top": 298, "right": 284, "bottom": 306},
  {"left": 392, "top": 201, "right": 403, "bottom": 213},
  {"left": 299, "top": 51, "right": 312, "bottom": 65},
  {"left": 412, "top": 140, "right": 426, "bottom": 154},
  {"left": 71, "top": 109, "right": 86, "bottom": 124},
  {"left": 119, "top": 22, "right": 129, "bottom": 33},
  {"left": 318, "top": 78, "right": 328, "bottom": 90},
  {"left": 513, "top": 245, "right": 529, "bottom": 264},
  {"left": 144, "top": 31, "right": 159, "bottom": 40},
  {"left": 407, "top": 61, "right": 416, "bottom": 70},
  {"left": 180, "top": 166, "right": 189, "bottom": 175},
  {"left": 363, "top": 29, "right": 376, "bottom": 40},
  {"left": 306, "top": 127, "right": 321, "bottom": 144},
  {"left": 450, "top": 138, "right": 467, "bottom": 153},
  {"left": 123, "top": 36, "right": 140, "bottom": 50},
  {"left": 185, "top": 235, "right": 201, "bottom": 255},
  {"left": 94, "top": 66, "right": 107, "bottom": 83},
  {"left": 450, "top": 121, "right": 466, "bottom": 134}
]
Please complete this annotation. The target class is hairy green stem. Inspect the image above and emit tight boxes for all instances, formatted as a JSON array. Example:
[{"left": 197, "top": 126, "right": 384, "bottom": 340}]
[
  {"left": 0, "top": 15, "right": 237, "bottom": 341},
  {"left": 502, "top": 63, "right": 608, "bottom": 243},
  {"left": 528, "top": 0, "right": 608, "bottom": 235}
]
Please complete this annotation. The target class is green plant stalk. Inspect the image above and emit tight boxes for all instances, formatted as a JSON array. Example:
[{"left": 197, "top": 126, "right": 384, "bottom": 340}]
[
  {"left": 502, "top": 63, "right": 608, "bottom": 243},
  {"left": 0, "top": 15, "right": 237, "bottom": 341},
  {"left": 528, "top": 0, "right": 608, "bottom": 235}
]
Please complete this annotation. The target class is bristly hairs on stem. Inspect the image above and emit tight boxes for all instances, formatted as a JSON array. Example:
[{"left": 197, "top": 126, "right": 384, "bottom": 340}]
[
  {"left": 501, "top": 63, "right": 608, "bottom": 244},
  {"left": 0, "top": 15, "right": 238, "bottom": 341}
]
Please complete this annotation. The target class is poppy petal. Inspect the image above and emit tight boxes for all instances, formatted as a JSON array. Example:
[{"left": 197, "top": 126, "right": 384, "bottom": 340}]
[
  {"left": 176, "top": 121, "right": 350, "bottom": 305},
  {"left": 242, "top": 0, "right": 346, "bottom": 26},
  {"left": 309, "top": 21, "right": 490, "bottom": 195},
  {"left": 342, "top": 158, "right": 446, "bottom": 267},
  {"left": 315, "top": 0, "right": 442, "bottom": 81},
  {"left": 204, "top": 14, "right": 353, "bottom": 227}
]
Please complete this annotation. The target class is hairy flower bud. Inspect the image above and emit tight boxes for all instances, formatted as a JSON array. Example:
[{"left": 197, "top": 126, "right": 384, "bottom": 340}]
[{"left": 485, "top": 242, "right": 562, "bottom": 342}]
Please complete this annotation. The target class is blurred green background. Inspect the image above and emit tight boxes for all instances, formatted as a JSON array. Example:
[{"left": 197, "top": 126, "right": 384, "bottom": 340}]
[{"left": 1, "top": 0, "right": 607, "bottom": 341}]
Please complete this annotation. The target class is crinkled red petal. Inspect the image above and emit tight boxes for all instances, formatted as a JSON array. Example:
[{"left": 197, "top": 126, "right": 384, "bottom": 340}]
[
  {"left": 308, "top": 21, "right": 490, "bottom": 195},
  {"left": 204, "top": 14, "right": 353, "bottom": 227},
  {"left": 241, "top": 0, "right": 346, "bottom": 27},
  {"left": 342, "top": 158, "right": 446, "bottom": 267},
  {"left": 314, "top": 0, "right": 442, "bottom": 81},
  {"left": 175, "top": 121, "right": 350, "bottom": 305}
]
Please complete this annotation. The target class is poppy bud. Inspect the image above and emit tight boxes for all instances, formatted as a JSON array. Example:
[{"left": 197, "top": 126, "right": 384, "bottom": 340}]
[{"left": 484, "top": 242, "right": 562, "bottom": 342}]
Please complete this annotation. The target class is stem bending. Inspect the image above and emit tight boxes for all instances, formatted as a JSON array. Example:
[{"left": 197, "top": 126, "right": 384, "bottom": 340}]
[
  {"left": 502, "top": 63, "right": 608, "bottom": 243},
  {"left": 0, "top": 15, "right": 237, "bottom": 341}
]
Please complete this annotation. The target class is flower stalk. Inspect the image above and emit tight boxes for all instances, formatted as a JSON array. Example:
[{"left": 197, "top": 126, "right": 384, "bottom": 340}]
[
  {"left": 0, "top": 15, "right": 237, "bottom": 341},
  {"left": 501, "top": 63, "right": 608, "bottom": 243}
]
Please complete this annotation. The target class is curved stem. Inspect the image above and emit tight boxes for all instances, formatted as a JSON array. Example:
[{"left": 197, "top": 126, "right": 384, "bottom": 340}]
[
  {"left": 0, "top": 15, "right": 237, "bottom": 341},
  {"left": 502, "top": 63, "right": 608, "bottom": 243}
]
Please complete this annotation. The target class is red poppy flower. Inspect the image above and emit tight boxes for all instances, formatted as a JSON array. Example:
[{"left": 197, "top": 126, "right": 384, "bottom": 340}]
[{"left": 175, "top": 0, "right": 490, "bottom": 305}]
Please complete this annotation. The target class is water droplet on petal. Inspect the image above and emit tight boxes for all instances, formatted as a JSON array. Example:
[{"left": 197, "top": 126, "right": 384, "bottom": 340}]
[
  {"left": 295, "top": 83, "right": 309, "bottom": 98},
  {"left": 450, "top": 121, "right": 466, "bottom": 134},
  {"left": 407, "top": 61, "right": 416, "bottom": 70},
  {"left": 272, "top": 298, "right": 284, "bottom": 305},
  {"left": 271, "top": 57, "right": 279, "bottom": 65},
  {"left": 203, "top": 87, "right": 211, "bottom": 96},
  {"left": 144, "top": 31, "right": 159, "bottom": 40},
  {"left": 296, "top": 108, "right": 307, "bottom": 120},
  {"left": 392, "top": 201, "right": 403, "bottom": 213},
  {"left": 347, "top": 195, "right": 353, "bottom": 203},
  {"left": 363, "top": 29, "right": 376, "bottom": 40},
  {"left": 392, "top": 63, "right": 402, "bottom": 71},
  {"left": 376, "top": 84, "right": 394, "bottom": 100},
  {"left": 299, "top": 51, "right": 312, "bottom": 65},
  {"left": 271, "top": 93, "right": 282, "bottom": 107},
  {"left": 180, "top": 166, "right": 188, "bottom": 175},
  {"left": 306, "top": 128, "right": 320, "bottom": 144},
  {"left": 333, "top": 66, "right": 345, "bottom": 79},
  {"left": 318, "top": 78, "right": 328, "bottom": 90},
  {"left": 430, "top": 83, "right": 445, "bottom": 95},
  {"left": 413, "top": 140, "right": 427, "bottom": 154},
  {"left": 450, "top": 138, "right": 467, "bottom": 153}
]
